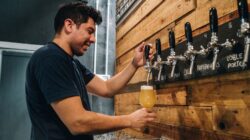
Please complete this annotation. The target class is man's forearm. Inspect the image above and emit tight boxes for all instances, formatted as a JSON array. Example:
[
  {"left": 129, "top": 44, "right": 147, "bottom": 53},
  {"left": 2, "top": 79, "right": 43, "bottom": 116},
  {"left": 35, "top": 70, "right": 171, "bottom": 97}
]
[{"left": 71, "top": 111, "right": 131, "bottom": 135}]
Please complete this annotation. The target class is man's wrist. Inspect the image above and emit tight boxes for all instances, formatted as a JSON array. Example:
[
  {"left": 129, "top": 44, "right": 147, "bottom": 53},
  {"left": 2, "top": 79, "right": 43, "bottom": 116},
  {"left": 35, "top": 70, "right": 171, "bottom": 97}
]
[
  {"left": 122, "top": 115, "right": 132, "bottom": 128},
  {"left": 131, "top": 58, "right": 138, "bottom": 69}
]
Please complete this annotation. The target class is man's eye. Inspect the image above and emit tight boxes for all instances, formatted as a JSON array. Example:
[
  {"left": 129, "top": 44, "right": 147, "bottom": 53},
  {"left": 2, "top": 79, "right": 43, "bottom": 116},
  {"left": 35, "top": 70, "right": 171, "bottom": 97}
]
[{"left": 88, "top": 30, "right": 93, "bottom": 34}]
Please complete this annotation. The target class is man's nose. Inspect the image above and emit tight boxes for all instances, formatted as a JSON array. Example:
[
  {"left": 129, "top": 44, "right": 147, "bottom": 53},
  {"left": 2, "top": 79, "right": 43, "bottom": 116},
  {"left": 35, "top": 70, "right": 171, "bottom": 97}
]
[{"left": 90, "top": 34, "right": 96, "bottom": 43}]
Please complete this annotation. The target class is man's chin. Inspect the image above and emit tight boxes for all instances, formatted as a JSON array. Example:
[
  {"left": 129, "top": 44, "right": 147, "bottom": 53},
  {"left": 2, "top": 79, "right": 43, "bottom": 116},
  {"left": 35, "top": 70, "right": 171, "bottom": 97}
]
[
  {"left": 72, "top": 48, "right": 86, "bottom": 56},
  {"left": 75, "top": 52, "right": 84, "bottom": 56},
  {"left": 74, "top": 51, "right": 84, "bottom": 56}
]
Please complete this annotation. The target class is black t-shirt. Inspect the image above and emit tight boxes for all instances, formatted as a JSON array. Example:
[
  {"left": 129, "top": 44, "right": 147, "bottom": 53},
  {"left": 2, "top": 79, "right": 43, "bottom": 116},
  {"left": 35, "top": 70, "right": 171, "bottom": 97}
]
[{"left": 25, "top": 42, "right": 94, "bottom": 140}]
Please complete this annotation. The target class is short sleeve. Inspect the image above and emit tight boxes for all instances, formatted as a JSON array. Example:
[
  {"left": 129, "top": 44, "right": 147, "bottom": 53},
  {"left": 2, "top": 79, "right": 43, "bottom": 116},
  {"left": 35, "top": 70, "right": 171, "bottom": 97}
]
[
  {"left": 75, "top": 60, "right": 95, "bottom": 84},
  {"left": 36, "top": 55, "right": 79, "bottom": 104}
]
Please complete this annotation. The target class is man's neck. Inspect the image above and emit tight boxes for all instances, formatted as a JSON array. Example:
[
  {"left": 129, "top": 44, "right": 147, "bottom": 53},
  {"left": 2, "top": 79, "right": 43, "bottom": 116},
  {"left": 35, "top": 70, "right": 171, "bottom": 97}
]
[{"left": 52, "top": 35, "right": 73, "bottom": 57}]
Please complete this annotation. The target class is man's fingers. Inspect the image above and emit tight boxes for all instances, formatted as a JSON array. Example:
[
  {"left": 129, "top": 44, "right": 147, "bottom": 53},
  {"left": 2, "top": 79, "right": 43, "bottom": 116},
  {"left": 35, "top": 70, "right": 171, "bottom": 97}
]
[
  {"left": 146, "top": 117, "right": 156, "bottom": 122},
  {"left": 138, "top": 42, "right": 145, "bottom": 52},
  {"left": 147, "top": 113, "right": 157, "bottom": 118},
  {"left": 149, "top": 55, "right": 154, "bottom": 60}
]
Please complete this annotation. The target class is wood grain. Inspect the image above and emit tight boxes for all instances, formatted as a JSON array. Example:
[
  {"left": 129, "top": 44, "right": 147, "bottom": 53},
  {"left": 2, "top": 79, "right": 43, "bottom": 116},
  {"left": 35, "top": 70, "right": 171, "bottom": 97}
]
[
  {"left": 116, "top": 0, "right": 196, "bottom": 59},
  {"left": 116, "top": 0, "right": 164, "bottom": 41}
]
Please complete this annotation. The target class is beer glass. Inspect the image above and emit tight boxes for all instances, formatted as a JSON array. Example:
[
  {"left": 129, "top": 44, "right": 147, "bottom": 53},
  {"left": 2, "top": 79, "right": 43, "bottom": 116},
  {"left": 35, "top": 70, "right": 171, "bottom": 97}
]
[{"left": 139, "top": 85, "right": 156, "bottom": 108}]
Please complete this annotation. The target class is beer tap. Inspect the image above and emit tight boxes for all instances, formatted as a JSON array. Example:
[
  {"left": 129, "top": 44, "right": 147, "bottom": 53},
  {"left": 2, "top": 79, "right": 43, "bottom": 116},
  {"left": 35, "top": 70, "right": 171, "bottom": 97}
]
[
  {"left": 167, "top": 31, "right": 186, "bottom": 78},
  {"left": 203, "top": 7, "right": 235, "bottom": 70},
  {"left": 208, "top": 7, "right": 220, "bottom": 70},
  {"left": 144, "top": 40, "right": 168, "bottom": 82},
  {"left": 183, "top": 22, "right": 205, "bottom": 75},
  {"left": 144, "top": 44, "right": 152, "bottom": 84},
  {"left": 153, "top": 38, "right": 163, "bottom": 81},
  {"left": 238, "top": 0, "right": 250, "bottom": 68}
]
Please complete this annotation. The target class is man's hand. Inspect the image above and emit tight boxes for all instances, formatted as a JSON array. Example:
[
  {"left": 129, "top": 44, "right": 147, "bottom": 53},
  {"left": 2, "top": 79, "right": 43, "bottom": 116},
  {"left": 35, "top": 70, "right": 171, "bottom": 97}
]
[
  {"left": 127, "top": 108, "right": 156, "bottom": 129},
  {"left": 132, "top": 42, "right": 154, "bottom": 68}
]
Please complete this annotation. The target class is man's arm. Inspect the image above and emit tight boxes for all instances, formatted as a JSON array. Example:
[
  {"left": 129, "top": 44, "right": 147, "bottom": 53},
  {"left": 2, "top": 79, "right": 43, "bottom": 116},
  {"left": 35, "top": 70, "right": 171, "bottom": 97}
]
[
  {"left": 87, "top": 42, "right": 153, "bottom": 97},
  {"left": 51, "top": 96, "right": 156, "bottom": 135},
  {"left": 86, "top": 60, "right": 137, "bottom": 97}
]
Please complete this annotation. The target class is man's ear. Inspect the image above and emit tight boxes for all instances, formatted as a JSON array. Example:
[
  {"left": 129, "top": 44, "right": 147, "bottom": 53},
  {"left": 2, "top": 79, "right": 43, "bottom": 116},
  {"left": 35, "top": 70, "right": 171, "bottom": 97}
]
[{"left": 63, "top": 19, "right": 75, "bottom": 34}]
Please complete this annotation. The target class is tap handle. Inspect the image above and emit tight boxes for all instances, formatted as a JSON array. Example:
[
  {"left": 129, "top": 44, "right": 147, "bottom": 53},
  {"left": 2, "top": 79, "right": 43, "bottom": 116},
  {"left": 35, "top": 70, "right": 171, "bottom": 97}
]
[
  {"left": 169, "top": 31, "right": 176, "bottom": 49},
  {"left": 156, "top": 38, "right": 162, "bottom": 56},
  {"left": 209, "top": 7, "right": 218, "bottom": 33},
  {"left": 185, "top": 22, "right": 193, "bottom": 43},
  {"left": 144, "top": 44, "right": 150, "bottom": 60},
  {"left": 238, "top": 0, "right": 249, "bottom": 21}
]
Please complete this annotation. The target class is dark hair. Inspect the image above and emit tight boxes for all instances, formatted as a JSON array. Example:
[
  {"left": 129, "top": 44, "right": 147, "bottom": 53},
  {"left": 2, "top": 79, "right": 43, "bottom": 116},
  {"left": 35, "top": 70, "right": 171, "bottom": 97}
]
[{"left": 54, "top": 2, "right": 102, "bottom": 33}]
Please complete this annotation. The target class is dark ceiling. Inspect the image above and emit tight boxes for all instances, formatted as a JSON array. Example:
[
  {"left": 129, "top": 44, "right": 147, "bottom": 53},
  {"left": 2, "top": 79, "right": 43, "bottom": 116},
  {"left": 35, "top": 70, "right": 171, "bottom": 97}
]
[{"left": 0, "top": 0, "right": 79, "bottom": 44}]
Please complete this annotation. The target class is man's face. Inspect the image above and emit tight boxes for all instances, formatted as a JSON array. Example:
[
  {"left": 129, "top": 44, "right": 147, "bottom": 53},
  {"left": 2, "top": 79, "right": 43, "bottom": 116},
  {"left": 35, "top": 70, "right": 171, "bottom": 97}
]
[{"left": 70, "top": 18, "right": 96, "bottom": 56}]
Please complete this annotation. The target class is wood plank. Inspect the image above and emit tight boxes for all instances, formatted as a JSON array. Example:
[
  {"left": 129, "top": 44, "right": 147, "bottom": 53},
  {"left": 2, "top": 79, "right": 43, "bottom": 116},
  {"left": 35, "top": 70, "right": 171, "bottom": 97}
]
[
  {"left": 116, "top": 123, "right": 250, "bottom": 140},
  {"left": 115, "top": 105, "right": 250, "bottom": 138},
  {"left": 156, "top": 106, "right": 213, "bottom": 130},
  {"left": 115, "top": 104, "right": 214, "bottom": 131},
  {"left": 115, "top": 79, "right": 250, "bottom": 136},
  {"left": 115, "top": 87, "right": 187, "bottom": 106},
  {"left": 116, "top": 61, "right": 149, "bottom": 84},
  {"left": 116, "top": 0, "right": 164, "bottom": 41},
  {"left": 116, "top": 22, "right": 175, "bottom": 73},
  {"left": 128, "top": 67, "right": 148, "bottom": 84},
  {"left": 174, "top": 0, "right": 236, "bottom": 41},
  {"left": 190, "top": 79, "right": 250, "bottom": 106},
  {"left": 156, "top": 87, "right": 187, "bottom": 106},
  {"left": 213, "top": 105, "right": 250, "bottom": 137},
  {"left": 116, "top": 0, "right": 196, "bottom": 59},
  {"left": 115, "top": 91, "right": 139, "bottom": 106}
]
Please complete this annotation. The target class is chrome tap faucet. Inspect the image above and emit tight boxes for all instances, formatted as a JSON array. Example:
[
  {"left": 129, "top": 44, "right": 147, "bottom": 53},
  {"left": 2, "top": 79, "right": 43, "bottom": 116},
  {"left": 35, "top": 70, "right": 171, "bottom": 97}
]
[
  {"left": 144, "top": 44, "right": 153, "bottom": 84},
  {"left": 201, "top": 7, "right": 235, "bottom": 70},
  {"left": 237, "top": 0, "right": 250, "bottom": 68},
  {"left": 153, "top": 39, "right": 164, "bottom": 81},
  {"left": 167, "top": 31, "right": 186, "bottom": 78},
  {"left": 183, "top": 22, "right": 205, "bottom": 75},
  {"left": 208, "top": 7, "right": 220, "bottom": 70}
]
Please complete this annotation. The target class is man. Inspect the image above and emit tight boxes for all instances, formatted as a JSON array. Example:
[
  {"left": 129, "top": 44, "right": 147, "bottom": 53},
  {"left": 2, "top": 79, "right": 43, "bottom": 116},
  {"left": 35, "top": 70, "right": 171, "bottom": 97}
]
[{"left": 25, "top": 2, "right": 156, "bottom": 140}]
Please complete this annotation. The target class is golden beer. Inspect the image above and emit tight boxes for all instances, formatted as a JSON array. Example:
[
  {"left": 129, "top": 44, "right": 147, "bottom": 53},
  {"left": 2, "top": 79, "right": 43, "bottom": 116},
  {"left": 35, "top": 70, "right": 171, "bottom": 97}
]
[{"left": 139, "top": 85, "right": 156, "bottom": 108}]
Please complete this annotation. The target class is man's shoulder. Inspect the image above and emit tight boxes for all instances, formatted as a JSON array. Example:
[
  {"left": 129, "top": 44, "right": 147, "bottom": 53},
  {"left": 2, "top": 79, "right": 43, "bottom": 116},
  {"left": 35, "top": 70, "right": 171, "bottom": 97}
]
[
  {"left": 27, "top": 43, "right": 71, "bottom": 72},
  {"left": 34, "top": 43, "right": 61, "bottom": 56},
  {"left": 32, "top": 43, "right": 69, "bottom": 62}
]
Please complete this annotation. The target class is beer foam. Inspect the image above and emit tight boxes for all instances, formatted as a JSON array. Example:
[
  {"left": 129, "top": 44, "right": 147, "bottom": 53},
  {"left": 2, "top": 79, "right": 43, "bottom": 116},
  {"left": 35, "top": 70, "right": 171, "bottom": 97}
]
[{"left": 141, "top": 85, "right": 153, "bottom": 90}]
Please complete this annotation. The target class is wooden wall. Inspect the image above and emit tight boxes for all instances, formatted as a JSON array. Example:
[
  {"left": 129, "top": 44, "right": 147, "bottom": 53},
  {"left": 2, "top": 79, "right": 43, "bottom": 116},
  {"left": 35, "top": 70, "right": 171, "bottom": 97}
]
[{"left": 115, "top": 0, "right": 250, "bottom": 139}]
